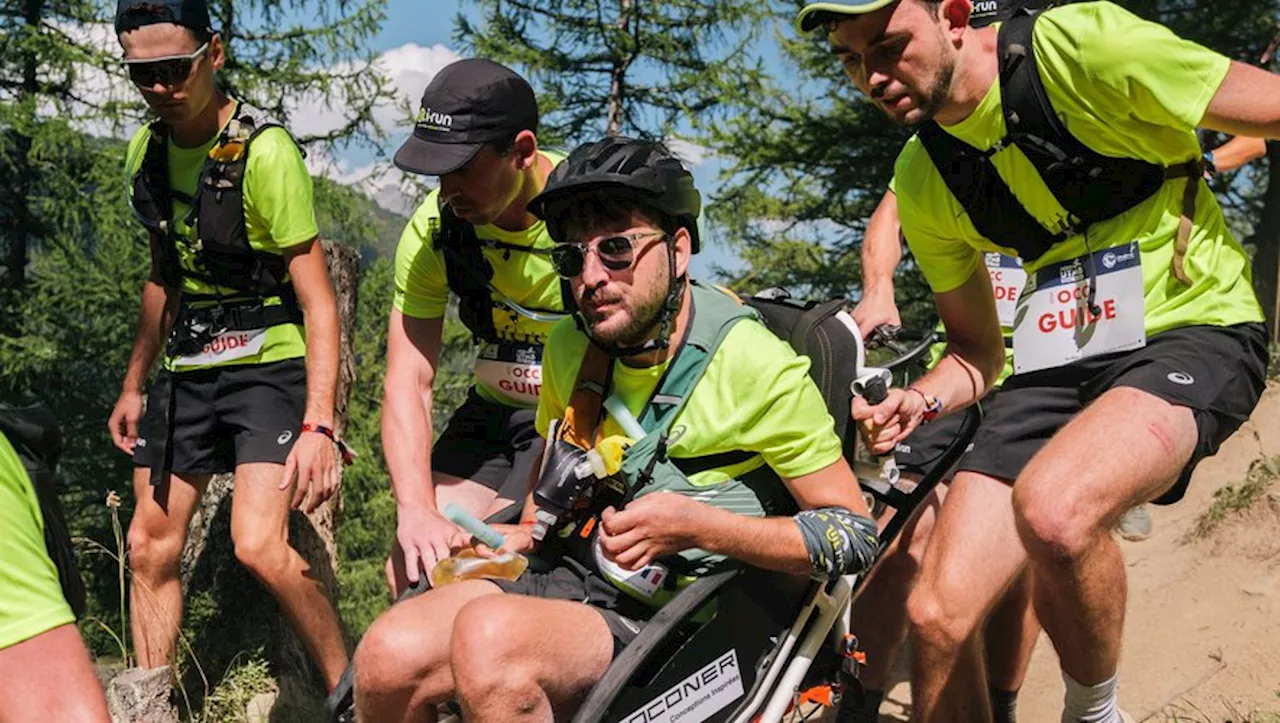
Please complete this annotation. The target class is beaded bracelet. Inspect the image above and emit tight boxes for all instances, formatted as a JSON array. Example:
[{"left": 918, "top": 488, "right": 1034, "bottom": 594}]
[{"left": 300, "top": 423, "right": 356, "bottom": 466}]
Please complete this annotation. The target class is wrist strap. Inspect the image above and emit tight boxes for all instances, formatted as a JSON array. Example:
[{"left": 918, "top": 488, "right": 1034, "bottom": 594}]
[
  {"left": 301, "top": 423, "right": 356, "bottom": 466},
  {"left": 907, "top": 387, "right": 943, "bottom": 423}
]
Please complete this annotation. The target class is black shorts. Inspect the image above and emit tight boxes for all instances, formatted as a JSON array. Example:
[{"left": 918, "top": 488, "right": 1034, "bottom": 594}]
[
  {"left": 433, "top": 388, "right": 544, "bottom": 501},
  {"left": 134, "top": 358, "right": 306, "bottom": 476},
  {"left": 895, "top": 393, "right": 992, "bottom": 476},
  {"left": 492, "top": 556, "right": 653, "bottom": 658},
  {"left": 958, "top": 323, "right": 1268, "bottom": 504}
]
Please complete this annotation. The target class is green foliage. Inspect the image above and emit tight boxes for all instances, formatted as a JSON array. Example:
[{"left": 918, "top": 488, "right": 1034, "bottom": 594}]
[
  {"left": 313, "top": 176, "right": 406, "bottom": 260},
  {"left": 334, "top": 252, "right": 476, "bottom": 637},
  {"left": 0, "top": 0, "right": 397, "bottom": 691},
  {"left": 1185, "top": 455, "right": 1280, "bottom": 542},
  {"left": 199, "top": 652, "right": 275, "bottom": 723},
  {"left": 0, "top": 124, "right": 149, "bottom": 654},
  {"left": 454, "top": 0, "right": 768, "bottom": 143},
  {"left": 209, "top": 0, "right": 394, "bottom": 152}
]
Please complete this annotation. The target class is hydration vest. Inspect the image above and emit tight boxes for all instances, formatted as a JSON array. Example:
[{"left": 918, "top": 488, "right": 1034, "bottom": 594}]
[
  {"left": 915, "top": 9, "right": 1203, "bottom": 281},
  {"left": 0, "top": 401, "right": 86, "bottom": 617},
  {"left": 128, "top": 100, "right": 308, "bottom": 311},
  {"left": 431, "top": 196, "right": 575, "bottom": 344},
  {"left": 552, "top": 284, "right": 799, "bottom": 606}
]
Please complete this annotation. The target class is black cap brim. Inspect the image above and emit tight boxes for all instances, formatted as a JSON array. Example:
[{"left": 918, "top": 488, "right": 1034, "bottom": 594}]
[{"left": 392, "top": 135, "right": 483, "bottom": 176}]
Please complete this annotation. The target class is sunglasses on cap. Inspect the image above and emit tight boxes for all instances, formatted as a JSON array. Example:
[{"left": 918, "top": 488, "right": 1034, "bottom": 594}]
[
  {"left": 550, "top": 231, "right": 670, "bottom": 279},
  {"left": 122, "top": 41, "right": 209, "bottom": 89}
]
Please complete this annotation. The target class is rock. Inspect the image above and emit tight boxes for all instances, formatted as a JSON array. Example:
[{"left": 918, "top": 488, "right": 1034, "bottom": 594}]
[
  {"left": 246, "top": 690, "right": 278, "bottom": 723},
  {"left": 106, "top": 666, "right": 179, "bottom": 723}
]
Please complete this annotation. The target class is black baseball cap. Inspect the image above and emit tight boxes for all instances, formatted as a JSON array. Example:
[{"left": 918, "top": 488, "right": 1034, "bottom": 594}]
[
  {"left": 115, "top": 0, "right": 213, "bottom": 34},
  {"left": 393, "top": 58, "right": 539, "bottom": 177}
]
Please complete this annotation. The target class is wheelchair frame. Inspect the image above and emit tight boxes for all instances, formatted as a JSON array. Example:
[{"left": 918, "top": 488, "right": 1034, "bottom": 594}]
[{"left": 328, "top": 326, "right": 981, "bottom": 723}]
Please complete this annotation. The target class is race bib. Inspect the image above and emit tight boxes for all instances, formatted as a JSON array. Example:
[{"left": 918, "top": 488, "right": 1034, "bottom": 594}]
[
  {"left": 172, "top": 327, "right": 266, "bottom": 367},
  {"left": 985, "top": 253, "right": 1025, "bottom": 328},
  {"left": 593, "top": 537, "right": 670, "bottom": 599},
  {"left": 474, "top": 342, "right": 543, "bottom": 405},
  {"left": 1013, "top": 242, "right": 1146, "bottom": 374}
]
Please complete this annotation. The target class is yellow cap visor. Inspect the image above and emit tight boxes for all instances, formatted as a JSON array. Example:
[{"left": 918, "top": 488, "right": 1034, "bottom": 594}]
[{"left": 796, "top": 0, "right": 898, "bottom": 32}]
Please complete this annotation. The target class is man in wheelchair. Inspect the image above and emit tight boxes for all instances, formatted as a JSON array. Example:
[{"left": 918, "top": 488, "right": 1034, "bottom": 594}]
[{"left": 351, "top": 137, "right": 881, "bottom": 722}]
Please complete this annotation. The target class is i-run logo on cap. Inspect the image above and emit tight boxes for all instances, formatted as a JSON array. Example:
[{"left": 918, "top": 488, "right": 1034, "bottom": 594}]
[
  {"left": 972, "top": 0, "right": 999, "bottom": 15},
  {"left": 418, "top": 107, "right": 453, "bottom": 132}
]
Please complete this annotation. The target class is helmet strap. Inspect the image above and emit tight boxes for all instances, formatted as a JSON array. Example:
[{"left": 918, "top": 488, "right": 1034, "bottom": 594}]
[{"left": 589, "top": 238, "right": 685, "bottom": 360}]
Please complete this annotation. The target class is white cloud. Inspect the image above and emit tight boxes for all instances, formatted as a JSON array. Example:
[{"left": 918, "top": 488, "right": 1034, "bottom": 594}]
[
  {"left": 285, "top": 42, "right": 460, "bottom": 142},
  {"left": 380, "top": 42, "right": 462, "bottom": 117},
  {"left": 666, "top": 138, "right": 712, "bottom": 167}
]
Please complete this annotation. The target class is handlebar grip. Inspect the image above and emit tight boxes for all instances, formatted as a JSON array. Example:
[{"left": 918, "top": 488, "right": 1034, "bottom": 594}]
[{"left": 861, "top": 376, "right": 890, "bottom": 406}]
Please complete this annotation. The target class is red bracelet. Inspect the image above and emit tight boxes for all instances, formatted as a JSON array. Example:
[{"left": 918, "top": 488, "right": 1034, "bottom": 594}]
[
  {"left": 300, "top": 423, "right": 356, "bottom": 466},
  {"left": 907, "top": 388, "right": 943, "bottom": 423}
]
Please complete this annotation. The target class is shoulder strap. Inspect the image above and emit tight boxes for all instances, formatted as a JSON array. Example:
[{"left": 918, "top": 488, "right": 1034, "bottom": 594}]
[
  {"left": 997, "top": 9, "right": 1171, "bottom": 229},
  {"left": 561, "top": 284, "right": 753, "bottom": 446},
  {"left": 435, "top": 197, "right": 576, "bottom": 341},
  {"left": 178, "top": 100, "right": 299, "bottom": 298},
  {"left": 561, "top": 341, "right": 612, "bottom": 449},
  {"left": 638, "top": 284, "right": 754, "bottom": 434},
  {"left": 998, "top": 10, "right": 1069, "bottom": 149},
  {"left": 915, "top": 122, "right": 1062, "bottom": 260},
  {"left": 435, "top": 197, "right": 502, "bottom": 343},
  {"left": 133, "top": 122, "right": 187, "bottom": 287}
]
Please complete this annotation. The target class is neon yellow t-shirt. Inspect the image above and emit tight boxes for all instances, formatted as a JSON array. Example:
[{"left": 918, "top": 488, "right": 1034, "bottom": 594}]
[
  {"left": 891, "top": 1, "right": 1263, "bottom": 338},
  {"left": 536, "top": 312, "right": 845, "bottom": 491},
  {"left": 0, "top": 433, "right": 74, "bottom": 650},
  {"left": 393, "top": 150, "right": 570, "bottom": 407},
  {"left": 124, "top": 106, "right": 318, "bottom": 371}
]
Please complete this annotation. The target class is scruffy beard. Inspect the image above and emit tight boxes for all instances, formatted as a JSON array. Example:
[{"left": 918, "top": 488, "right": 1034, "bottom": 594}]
[
  {"left": 581, "top": 257, "right": 673, "bottom": 350},
  {"left": 890, "top": 54, "right": 962, "bottom": 127},
  {"left": 908, "top": 58, "right": 955, "bottom": 126}
]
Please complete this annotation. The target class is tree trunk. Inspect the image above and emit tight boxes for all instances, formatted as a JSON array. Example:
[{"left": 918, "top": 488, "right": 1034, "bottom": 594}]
[
  {"left": 173, "top": 241, "right": 359, "bottom": 718},
  {"left": 4, "top": 0, "right": 44, "bottom": 289},
  {"left": 1251, "top": 145, "right": 1280, "bottom": 341},
  {"left": 606, "top": 0, "right": 633, "bottom": 136}
]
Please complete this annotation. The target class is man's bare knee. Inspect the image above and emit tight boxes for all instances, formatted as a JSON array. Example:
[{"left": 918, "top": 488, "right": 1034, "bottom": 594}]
[
  {"left": 231, "top": 522, "right": 291, "bottom": 580},
  {"left": 1012, "top": 479, "right": 1099, "bottom": 566},
  {"left": 126, "top": 518, "right": 183, "bottom": 581},
  {"left": 907, "top": 582, "right": 978, "bottom": 655},
  {"left": 451, "top": 597, "right": 531, "bottom": 693},
  {"left": 354, "top": 614, "right": 438, "bottom": 701}
]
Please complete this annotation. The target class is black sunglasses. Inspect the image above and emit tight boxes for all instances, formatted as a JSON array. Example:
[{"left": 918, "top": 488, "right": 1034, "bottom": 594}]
[
  {"left": 123, "top": 42, "right": 209, "bottom": 89},
  {"left": 550, "top": 231, "right": 670, "bottom": 279}
]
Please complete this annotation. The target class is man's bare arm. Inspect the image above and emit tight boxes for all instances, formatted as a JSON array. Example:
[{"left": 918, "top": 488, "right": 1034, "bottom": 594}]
[
  {"left": 853, "top": 190, "right": 905, "bottom": 335},
  {"left": 285, "top": 238, "right": 340, "bottom": 427}
]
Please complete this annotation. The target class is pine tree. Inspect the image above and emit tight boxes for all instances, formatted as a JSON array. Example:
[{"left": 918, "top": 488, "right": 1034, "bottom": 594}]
[
  {"left": 454, "top": 0, "right": 768, "bottom": 144},
  {"left": 0, "top": 0, "right": 129, "bottom": 289},
  {"left": 207, "top": 0, "right": 392, "bottom": 150}
]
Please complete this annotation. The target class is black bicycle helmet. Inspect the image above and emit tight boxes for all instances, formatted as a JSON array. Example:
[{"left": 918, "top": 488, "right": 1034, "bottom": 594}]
[{"left": 529, "top": 136, "right": 702, "bottom": 251}]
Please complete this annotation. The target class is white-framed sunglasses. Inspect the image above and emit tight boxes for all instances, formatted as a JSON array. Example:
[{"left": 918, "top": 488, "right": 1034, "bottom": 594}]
[{"left": 122, "top": 41, "right": 210, "bottom": 89}]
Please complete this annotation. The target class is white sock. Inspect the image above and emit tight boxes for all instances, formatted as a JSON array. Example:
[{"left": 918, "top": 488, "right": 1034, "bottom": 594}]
[{"left": 1061, "top": 671, "right": 1121, "bottom": 723}]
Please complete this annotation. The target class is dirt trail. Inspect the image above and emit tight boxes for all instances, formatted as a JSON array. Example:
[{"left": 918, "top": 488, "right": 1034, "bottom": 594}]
[{"left": 873, "top": 382, "right": 1280, "bottom": 722}]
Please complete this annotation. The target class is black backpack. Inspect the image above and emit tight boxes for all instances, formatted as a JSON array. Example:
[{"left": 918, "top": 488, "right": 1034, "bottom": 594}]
[
  {"left": 739, "top": 290, "right": 865, "bottom": 460},
  {"left": 0, "top": 401, "right": 86, "bottom": 617},
  {"left": 915, "top": 8, "right": 1201, "bottom": 265},
  {"left": 433, "top": 198, "right": 576, "bottom": 344}
]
